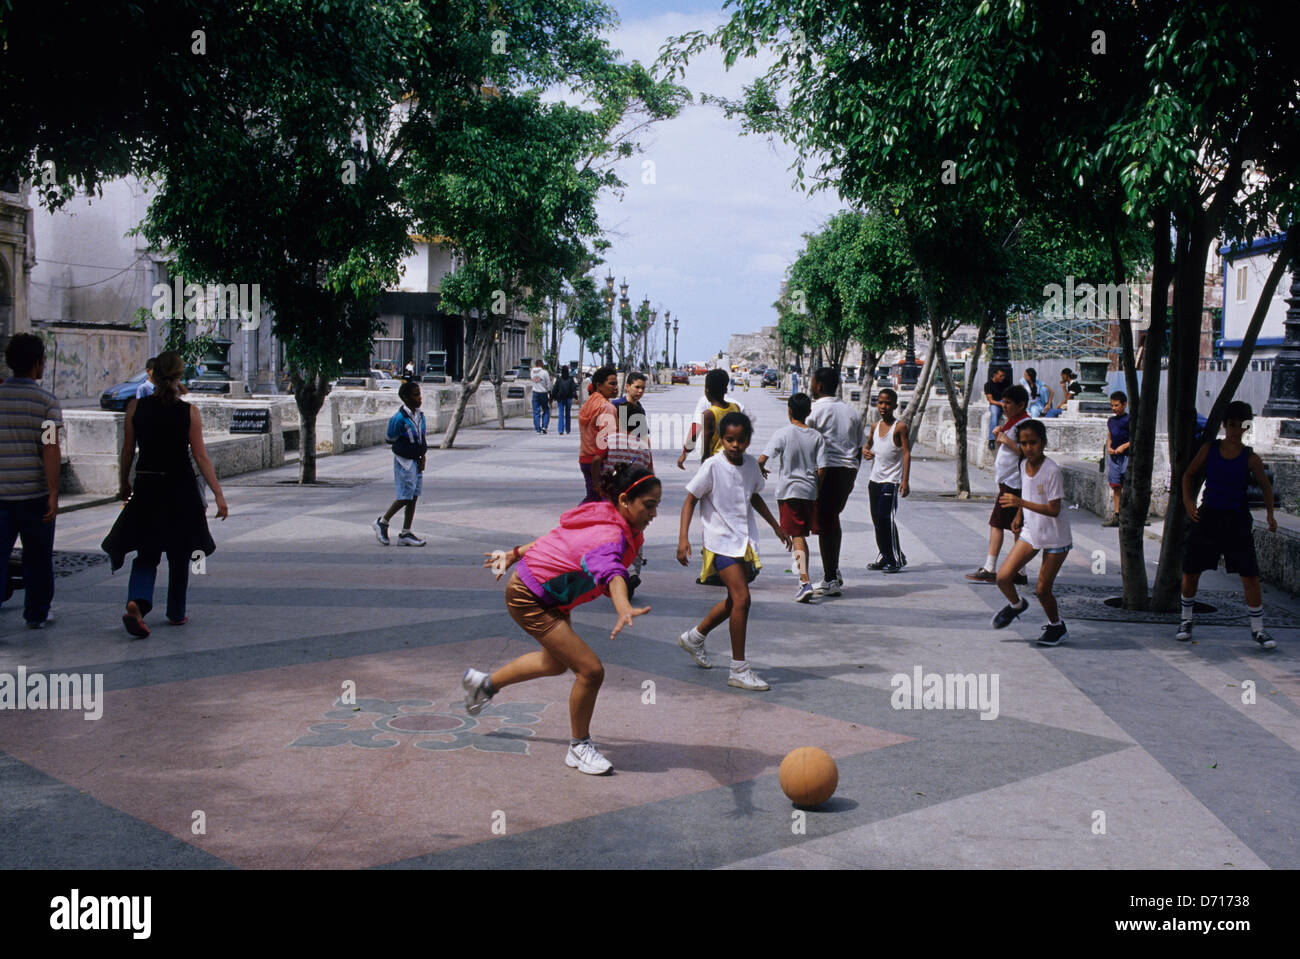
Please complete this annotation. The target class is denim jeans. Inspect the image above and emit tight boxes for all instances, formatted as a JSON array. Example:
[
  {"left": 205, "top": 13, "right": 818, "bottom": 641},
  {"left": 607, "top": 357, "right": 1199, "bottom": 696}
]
[
  {"left": 0, "top": 496, "right": 56, "bottom": 624},
  {"left": 532, "top": 392, "right": 551, "bottom": 432},
  {"left": 988, "top": 403, "right": 1003, "bottom": 441},
  {"left": 128, "top": 546, "right": 191, "bottom": 622},
  {"left": 556, "top": 400, "right": 572, "bottom": 434}
]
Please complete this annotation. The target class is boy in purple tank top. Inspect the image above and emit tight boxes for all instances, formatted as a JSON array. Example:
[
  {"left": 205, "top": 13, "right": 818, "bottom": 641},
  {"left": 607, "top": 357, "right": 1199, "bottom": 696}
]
[{"left": 1177, "top": 401, "right": 1277, "bottom": 649}]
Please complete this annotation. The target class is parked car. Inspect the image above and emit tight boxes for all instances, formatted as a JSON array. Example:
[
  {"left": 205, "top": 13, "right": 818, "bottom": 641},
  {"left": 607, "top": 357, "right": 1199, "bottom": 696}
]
[
  {"left": 762, "top": 369, "right": 779, "bottom": 387},
  {"left": 671, "top": 369, "right": 690, "bottom": 385},
  {"left": 100, "top": 371, "right": 150, "bottom": 411}
]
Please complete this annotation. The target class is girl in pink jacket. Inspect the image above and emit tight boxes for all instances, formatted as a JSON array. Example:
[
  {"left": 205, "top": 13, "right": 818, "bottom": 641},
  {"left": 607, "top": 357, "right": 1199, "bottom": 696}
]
[{"left": 463, "top": 463, "right": 661, "bottom": 775}]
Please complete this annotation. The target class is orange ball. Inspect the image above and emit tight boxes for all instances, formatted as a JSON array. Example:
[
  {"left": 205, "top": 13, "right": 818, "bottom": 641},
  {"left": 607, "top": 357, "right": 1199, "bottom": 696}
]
[{"left": 778, "top": 746, "right": 838, "bottom": 806}]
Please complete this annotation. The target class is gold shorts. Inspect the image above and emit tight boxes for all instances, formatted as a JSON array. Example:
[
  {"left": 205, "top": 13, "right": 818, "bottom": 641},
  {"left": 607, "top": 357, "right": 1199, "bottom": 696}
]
[{"left": 505, "top": 571, "right": 570, "bottom": 640}]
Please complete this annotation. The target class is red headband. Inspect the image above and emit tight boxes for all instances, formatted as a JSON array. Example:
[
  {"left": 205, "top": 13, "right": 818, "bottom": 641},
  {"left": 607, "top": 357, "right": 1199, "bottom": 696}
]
[{"left": 624, "top": 474, "right": 659, "bottom": 497}]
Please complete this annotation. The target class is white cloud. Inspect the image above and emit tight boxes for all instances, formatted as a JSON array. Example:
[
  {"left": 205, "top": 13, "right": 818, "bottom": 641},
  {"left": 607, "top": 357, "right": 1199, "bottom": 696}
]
[{"left": 553, "top": 3, "right": 842, "bottom": 365}]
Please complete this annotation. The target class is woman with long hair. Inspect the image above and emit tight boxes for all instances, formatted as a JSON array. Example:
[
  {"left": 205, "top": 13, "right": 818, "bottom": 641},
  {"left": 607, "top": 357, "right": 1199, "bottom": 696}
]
[{"left": 103, "top": 350, "right": 229, "bottom": 637}]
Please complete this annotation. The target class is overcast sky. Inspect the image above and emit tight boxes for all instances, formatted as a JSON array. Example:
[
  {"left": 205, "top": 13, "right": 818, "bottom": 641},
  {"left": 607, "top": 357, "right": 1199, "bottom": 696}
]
[{"left": 555, "top": 0, "right": 844, "bottom": 367}]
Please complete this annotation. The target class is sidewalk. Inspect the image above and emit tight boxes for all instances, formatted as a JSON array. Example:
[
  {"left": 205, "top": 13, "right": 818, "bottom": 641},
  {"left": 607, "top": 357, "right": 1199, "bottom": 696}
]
[{"left": 1, "top": 385, "right": 1296, "bottom": 869}]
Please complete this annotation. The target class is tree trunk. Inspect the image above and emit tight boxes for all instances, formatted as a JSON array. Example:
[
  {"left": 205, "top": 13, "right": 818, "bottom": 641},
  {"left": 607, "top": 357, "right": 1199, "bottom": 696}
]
[
  {"left": 441, "top": 317, "right": 493, "bottom": 449},
  {"left": 1151, "top": 211, "right": 1215, "bottom": 611},
  {"left": 291, "top": 368, "right": 330, "bottom": 484},
  {"left": 1119, "top": 207, "right": 1172, "bottom": 609}
]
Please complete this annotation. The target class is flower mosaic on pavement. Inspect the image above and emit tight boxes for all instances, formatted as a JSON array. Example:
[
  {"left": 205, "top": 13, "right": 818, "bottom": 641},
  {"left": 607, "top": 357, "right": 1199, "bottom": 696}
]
[{"left": 289, "top": 697, "right": 549, "bottom": 754}]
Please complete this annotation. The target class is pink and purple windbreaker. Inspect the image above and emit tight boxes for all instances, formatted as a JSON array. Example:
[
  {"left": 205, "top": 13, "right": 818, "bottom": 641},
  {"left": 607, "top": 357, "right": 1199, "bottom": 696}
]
[{"left": 516, "top": 501, "right": 643, "bottom": 611}]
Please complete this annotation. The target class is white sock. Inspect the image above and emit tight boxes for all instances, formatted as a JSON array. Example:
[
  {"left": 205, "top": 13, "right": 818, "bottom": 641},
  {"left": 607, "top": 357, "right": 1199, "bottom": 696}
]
[
  {"left": 730, "top": 659, "right": 748, "bottom": 672},
  {"left": 1180, "top": 597, "right": 1194, "bottom": 623},
  {"left": 689, "top": 627, "right": 705, "bottom": 643},
  {"left": 985, "top": 554, "right": 998, "bottom": 572},
  {"left": 1249, "top": 605, "right": 1264, "bottom": 633}
]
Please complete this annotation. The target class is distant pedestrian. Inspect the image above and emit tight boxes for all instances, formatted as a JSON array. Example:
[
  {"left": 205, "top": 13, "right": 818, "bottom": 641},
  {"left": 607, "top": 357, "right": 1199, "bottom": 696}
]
[
  {"left": 552, "top": 366, "right": 577, "bottom": 434},
  {"left": 578, "top": 365, "right": 618, "bottom": 502},
  {"left": 608, "top": 371, "right": 653, "bottom": 591},
  {"left": 989, "top": 420, "right": 1072, "bottom": 646},
  {"left": 375, "top": 380, "right": 428, "bottom": 547},
  {"left": 806, "top": 366, "right": 863, "bottom": 597},
  {"left": 1176, "top": 400, "right": 1277, "bottom": 650},
  {"left": 0, "top": 333, "right": 62, "bottom": 628},
  {"left": 461, "top": 463, "right": 660, "bottom": 775},
  {"left": 136, "top": 356, "right": 157, "bottom": 399},
  {"left": 863, "top": 387, "right": 911, "bottom": 574},
  {"left": 966, "top": 384, "right": 1031, "bottom": 585},
  {"left": 1040, "top": 368, "right": 1081, "bottom": 418},
  {"left": 104, "top": 350, "right": 227, "bottom": 637},
  {"left": 1102, "top": 390, "right": 1130, "bottom": 526},
  {"left": 1021, "top": 367, "right": 1048, "bottom": 418},
  {"left": 983, "top": 367, "right": 1009, "bottom": 449},
  {"left": 530, "top": 359, "right": 552, "bottom": 434},
  {"left": 757, "top": 392, "right": 824, "bottom": 603},
  {"left": 677, "top": 411, "right": 790, "bottom": 691}
]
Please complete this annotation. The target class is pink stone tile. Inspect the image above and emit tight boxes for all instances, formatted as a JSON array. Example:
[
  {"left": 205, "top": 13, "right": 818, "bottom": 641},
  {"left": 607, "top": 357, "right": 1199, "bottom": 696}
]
[{"left": 0, "top": 639, "right": 910, "bottom": 868}]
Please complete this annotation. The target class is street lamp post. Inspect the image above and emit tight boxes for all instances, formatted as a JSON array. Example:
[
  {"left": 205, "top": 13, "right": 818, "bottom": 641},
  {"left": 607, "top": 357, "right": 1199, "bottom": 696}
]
[
  {"left": 673, "top": 317, "right": 679, "bottom": 368},
  {"left": 644, "top": 300, "right": 654, "bottom": 372},
  {"left": 618, "top": 279, "right": 630, "bottom": 371},
  {"left": 663, "top": 309, "right": 671, "bottom": 369},
  {"left": 602, "top": 271, "right": 615, "bottom": 366},
  {"left": 1263, "top": 266, "right": 1300, "bottom": 435}
]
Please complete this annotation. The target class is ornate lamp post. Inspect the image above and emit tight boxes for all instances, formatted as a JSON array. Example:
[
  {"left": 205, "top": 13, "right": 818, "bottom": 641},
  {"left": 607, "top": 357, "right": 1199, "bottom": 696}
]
[
  {"left": 899, "top": 319, "right": 919, "bottom": 387},
  {"left": 1263, "top": 265, "right": 1300, "bottom": 436},
  {"left": 644, "top": 300, "right": 654, "bottom": 372},
  {"left": 663, "top": 309, "right": 671, "bottom": 368},
  {"left": 673, "top": 317, "right": 679, "bottom": 368},
  {"left": 602, "top": 271, "right": 616, "bottom": 366},
  {"left": 990, "top": 310, "right": 1013, "bottom": 380},
  {"left": 618, "top": 278, "right": 630, "bottom": 370}
]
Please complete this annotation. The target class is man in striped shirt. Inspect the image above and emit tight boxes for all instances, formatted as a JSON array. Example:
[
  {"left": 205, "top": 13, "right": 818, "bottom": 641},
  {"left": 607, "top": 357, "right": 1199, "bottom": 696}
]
[{"left": 0, "top": 333, "right": 62, "bottom": 627}]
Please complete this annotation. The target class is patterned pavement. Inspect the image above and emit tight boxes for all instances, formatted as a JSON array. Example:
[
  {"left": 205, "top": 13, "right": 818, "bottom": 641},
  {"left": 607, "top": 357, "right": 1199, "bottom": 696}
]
[{"left": 2, "top": 383, "right": 1297, "bottom": 869}]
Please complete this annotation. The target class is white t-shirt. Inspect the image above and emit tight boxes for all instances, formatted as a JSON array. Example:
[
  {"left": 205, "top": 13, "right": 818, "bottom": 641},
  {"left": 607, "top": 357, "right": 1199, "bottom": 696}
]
[
  {"left": 1018, "top": 456, "right": 1071, "bottom": 550},
  {"left": 994, "top": 414, "right": 1033, "bottom": 487},
  {"left": 685, "top": 452, "right": 765, "bottom": 557},
  {"left": 806, "top": 396, "right": 863, "bottom": 469},
  {"left": 762, "top": 424, "right": 823, "bottom": 501}
]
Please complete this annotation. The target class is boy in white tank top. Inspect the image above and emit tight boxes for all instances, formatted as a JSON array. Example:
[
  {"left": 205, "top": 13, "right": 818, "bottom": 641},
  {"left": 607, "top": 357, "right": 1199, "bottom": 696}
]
[{"left": 862, "top": 388, "right": 910, "bottom": 573}]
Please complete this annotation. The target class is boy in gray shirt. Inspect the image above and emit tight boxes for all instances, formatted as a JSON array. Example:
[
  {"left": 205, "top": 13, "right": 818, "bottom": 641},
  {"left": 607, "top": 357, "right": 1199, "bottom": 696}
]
[{"left": 758, "top": 393, "right": 824, "bottom": 603}]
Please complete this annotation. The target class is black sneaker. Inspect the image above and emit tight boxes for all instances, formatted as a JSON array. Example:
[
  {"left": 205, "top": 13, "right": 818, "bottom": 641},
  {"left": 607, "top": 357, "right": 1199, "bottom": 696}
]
[
  {"left": 867, "top": 560, "right": 888, "bottom": 571},
  {"left": 627, "top": 574, "right": 641, "bottom": 600},
  {"left": 991, "top": 599, "right": 1029, "bottom": 629},
  {"left": 882, "top": 563, "right": 903, "bottom": 574},
  {"left": 1013, "top": 571, "right": 1029, "bottom": 586},
  {"left": 1175, "top": 620, "right": 1193, "bottom": 642},
  {"left": 1037, "top": 622, "right": 1068, "bottom": 646},
  {"left": 1253, "top": 629, "right": 1277, "bottom": 650}
]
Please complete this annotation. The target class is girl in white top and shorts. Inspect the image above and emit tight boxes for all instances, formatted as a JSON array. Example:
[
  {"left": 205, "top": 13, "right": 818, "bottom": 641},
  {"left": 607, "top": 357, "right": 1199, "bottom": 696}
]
[{"left": 989, "top": 419, "right": 1072, "bottom": 646}]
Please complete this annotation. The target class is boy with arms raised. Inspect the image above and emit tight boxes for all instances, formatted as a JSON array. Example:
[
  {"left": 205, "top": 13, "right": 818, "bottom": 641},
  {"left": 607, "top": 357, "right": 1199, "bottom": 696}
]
[{"left": 1177, "top": 401, "right": 1278, "bottom": 649}]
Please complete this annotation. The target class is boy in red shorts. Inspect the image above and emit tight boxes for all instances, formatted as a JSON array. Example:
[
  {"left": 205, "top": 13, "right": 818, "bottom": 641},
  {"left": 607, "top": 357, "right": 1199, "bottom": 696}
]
[{"left": 758, "top": 393, "right": 824, "bottom": 602}]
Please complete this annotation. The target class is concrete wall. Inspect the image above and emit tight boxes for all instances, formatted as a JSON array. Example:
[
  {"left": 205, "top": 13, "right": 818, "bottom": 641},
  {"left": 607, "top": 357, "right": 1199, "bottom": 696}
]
[{"left": 42, "top": 325, "right": 150, "bottom": 399}]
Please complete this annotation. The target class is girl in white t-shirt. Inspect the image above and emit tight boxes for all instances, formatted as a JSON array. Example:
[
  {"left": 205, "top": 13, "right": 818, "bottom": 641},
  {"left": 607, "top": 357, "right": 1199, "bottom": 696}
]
[
  {"left": 676, "top": 411, "right": 790, "bottom": 690},
  {"left": 990, "top": 420, "right": 1072, "bottom": 646}
]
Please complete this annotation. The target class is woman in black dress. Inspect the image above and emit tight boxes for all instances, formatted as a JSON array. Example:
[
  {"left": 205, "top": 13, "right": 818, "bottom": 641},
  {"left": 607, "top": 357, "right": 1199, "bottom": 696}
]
[{"left": 103, "top": 350, "right": 229, "bottom": 637}]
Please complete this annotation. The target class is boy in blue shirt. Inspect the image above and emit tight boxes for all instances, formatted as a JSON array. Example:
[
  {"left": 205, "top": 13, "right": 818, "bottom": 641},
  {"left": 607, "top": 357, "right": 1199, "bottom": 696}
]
[
  {"left": 375, "top": 380, "right": 428, "bottom": 546},
  {"left": 1177, "top": 401, "right": 1277, "bottom": 649},
  {"left": 1102, "top": 391, "right": 1130, "bottom": 526}
]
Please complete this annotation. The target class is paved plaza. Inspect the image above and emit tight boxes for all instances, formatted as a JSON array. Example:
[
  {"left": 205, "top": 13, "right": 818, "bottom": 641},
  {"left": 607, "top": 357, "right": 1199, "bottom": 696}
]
[{"left": 1, "top": 384, "right": 1297, "bottom": 870}]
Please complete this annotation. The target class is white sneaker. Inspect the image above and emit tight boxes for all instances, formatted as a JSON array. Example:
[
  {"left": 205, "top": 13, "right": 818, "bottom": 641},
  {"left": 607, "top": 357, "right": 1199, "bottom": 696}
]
[
  {"left": 677, "top": 629, "right": 712, "bottom": 668},
  {"left": 728, "top": 665, "right": 770, "bottom": 691},
  {"left": 462, "top": 668, "right": 493, "bottom": 715},
  {"left": 812, "top": 577, "right": 842, "bottom": 597},
  {"left": 373, "top": 517, "right": 390, "bottom": 546},
  {"left": 398, "top": 530, "right": 426, "bottom": 547},
  {"left": 565, "top": 740, "right": 613, "bottom": 774}
]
